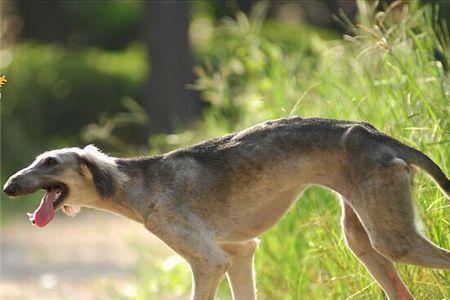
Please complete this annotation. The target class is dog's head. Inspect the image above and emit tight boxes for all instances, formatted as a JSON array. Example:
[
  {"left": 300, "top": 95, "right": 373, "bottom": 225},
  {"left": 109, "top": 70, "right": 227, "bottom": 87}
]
[{"left": 3, "top": 145, "right": 126, "bottom": 227}]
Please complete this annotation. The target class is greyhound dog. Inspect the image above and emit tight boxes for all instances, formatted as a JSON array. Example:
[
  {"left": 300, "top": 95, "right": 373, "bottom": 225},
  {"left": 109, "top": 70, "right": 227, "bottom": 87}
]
[{"left": 3, "top": 117, "right": 450, "bottom": 300}]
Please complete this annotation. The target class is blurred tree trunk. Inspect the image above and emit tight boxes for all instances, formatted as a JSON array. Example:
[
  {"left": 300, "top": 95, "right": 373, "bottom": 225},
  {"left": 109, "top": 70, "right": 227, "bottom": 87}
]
[{"left": 142, "top": 1, "right": 201, "bottom": 134}]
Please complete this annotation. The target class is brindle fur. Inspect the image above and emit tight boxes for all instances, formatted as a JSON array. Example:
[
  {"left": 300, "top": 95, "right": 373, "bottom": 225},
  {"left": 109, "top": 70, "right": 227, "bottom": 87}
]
[{"left": 4, "top": 117, "right": 450, "bottom": 300}]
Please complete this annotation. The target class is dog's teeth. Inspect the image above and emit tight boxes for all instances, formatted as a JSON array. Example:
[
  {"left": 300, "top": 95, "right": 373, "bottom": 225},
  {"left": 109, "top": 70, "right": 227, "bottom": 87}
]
[{"left": 27, "top": 213, "right": 33, "bottom": 217}]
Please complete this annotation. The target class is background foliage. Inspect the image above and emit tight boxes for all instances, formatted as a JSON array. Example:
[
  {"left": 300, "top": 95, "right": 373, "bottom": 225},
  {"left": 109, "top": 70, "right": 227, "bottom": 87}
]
[{"left": 1, "top": 1, "right": 449, "bottom": 299}]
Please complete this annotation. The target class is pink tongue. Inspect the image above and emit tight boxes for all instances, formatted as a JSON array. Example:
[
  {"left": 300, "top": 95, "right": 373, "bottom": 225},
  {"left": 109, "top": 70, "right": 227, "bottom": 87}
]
[{"left": 31, "top": 190, "right": 56, "bottom": 227}]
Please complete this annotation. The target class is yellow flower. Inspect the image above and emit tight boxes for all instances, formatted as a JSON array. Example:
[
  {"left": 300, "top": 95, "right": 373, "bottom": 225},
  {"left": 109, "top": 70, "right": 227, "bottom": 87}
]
[{"left": 0, "top": 75, "right": 7, "bottom": 87}]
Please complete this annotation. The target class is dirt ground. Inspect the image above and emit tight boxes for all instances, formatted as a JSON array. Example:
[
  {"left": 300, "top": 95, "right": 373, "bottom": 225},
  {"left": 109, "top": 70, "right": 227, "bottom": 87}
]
[{"left": 1, "top": 210, "right": 180, "bottom": 300}]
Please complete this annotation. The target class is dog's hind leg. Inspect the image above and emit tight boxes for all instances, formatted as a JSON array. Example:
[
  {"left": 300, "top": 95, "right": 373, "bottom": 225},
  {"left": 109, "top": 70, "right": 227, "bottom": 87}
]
[
  {"left": 349, "top": 158, "right": 450, "bottom": 270},
  {"left": 221, "top": 239, "right": 259, "bottom": 300},
  {"left": 145, "top": 205, "right": 230, "bottom": 300},
  {"left": 341, "top": 200, "right": 414, "bottom": 300}
]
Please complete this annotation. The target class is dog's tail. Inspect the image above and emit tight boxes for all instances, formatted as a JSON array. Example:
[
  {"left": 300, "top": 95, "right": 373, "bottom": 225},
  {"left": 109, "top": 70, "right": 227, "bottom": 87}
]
[{"left": 386, "top": 136, "right": 450, "bottom": 198}]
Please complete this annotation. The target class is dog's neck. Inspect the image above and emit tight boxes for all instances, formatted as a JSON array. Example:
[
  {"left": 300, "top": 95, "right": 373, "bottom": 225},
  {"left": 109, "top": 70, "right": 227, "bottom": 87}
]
[
  {"left": 89, "top": 156, "right": 163, "bottom": 224},
  {"left": 90, "top": 193, "right": 146, "bottom": 223}
]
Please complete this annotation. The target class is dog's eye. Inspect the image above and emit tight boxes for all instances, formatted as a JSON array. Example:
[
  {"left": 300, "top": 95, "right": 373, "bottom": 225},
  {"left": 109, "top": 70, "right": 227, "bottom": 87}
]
[{"left": 42, "top": 157, "right": 58, "bottom": 167}]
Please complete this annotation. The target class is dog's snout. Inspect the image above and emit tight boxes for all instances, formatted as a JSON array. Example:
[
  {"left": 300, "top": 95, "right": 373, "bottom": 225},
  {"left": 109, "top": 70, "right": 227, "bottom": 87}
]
[
  {"left": 3, "top": 169, "right": 41, "bottom": 198},
  {"left": 3, "top": 182, "right": 19, "bottom": 196}
]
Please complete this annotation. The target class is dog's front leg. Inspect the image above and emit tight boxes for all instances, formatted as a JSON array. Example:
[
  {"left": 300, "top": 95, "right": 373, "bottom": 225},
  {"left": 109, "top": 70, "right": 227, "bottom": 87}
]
[
  {"left": 221, "top": 239, "right": 259, "bottom": 300},
  {"left": 145, "top": 203, "right": 230, "bottom": 300},
  {"left": 189, "top": 254, "right": 230, "bottom": 300}
]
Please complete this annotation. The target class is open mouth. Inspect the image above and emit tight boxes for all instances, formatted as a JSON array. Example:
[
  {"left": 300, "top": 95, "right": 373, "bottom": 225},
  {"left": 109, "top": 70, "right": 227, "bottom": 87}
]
[{"left": 27, "top": 183, "right": 69, "bottom": 227}]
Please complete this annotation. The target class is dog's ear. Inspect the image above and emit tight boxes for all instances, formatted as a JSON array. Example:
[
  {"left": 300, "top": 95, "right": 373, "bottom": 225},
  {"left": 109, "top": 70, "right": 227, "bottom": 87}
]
[{"left": 80, "top": 155, "right": 115, "bottom": 198}]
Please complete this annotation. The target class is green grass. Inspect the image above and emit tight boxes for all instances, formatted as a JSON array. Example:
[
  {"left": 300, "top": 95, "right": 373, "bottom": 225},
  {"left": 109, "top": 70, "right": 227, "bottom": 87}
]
[{"left": 136, "top": 1, "right": 450, "bottom": 299}]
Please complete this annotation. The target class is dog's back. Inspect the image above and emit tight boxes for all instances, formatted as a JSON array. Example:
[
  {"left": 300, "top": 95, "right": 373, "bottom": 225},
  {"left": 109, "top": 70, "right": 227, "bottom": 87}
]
[{"left": 155, "top": 117, "right": 449, "bottom": 241}]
